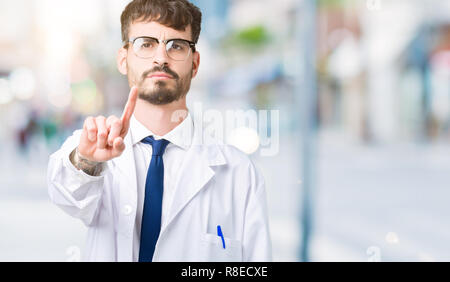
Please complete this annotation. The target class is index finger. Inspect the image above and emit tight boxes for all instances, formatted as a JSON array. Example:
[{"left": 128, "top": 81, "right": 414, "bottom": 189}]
[
  {"left": 120, "top": 86, "right": 139, "bottom": 135},
  {"left": 121, "top": 86, "right": 139, "bottom": 124}
]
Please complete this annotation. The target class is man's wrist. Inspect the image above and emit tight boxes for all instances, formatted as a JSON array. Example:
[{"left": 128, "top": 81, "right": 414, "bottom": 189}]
[{"left": 69, "top": 147, "right": 104, "bottom": 176}]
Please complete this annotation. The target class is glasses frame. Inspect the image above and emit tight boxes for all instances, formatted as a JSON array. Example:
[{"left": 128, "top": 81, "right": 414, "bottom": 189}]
[{"left": 126, "top": 36, "right": 197, "bottom": 61}]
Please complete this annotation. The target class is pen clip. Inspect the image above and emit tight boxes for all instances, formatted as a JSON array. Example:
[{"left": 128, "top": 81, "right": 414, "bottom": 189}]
[{"left": 217, "top": 225, "right": 226, "bottom": 249}]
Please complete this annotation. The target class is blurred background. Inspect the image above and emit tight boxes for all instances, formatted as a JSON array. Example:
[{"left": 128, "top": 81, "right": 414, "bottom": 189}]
[{"left": 1, "top": 0, "right": 450, "bottom": 262}]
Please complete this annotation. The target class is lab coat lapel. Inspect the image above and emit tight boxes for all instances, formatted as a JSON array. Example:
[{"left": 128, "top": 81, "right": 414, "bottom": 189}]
[{"left": 160, "top": 115, "right": 227, "bottom": 235}]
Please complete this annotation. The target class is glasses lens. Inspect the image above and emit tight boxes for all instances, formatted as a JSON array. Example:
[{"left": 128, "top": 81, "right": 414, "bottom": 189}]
[
  {"left": 166, "top": 39, "right": 191, "bottom": 61},
  {"left": 133, "top": 37, "right": 158, "bottom": 58}
]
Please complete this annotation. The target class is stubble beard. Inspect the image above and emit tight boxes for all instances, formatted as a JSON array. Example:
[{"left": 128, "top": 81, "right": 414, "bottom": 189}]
[{"left": 130, "top": 66, "right": 193, "bottom": 105}]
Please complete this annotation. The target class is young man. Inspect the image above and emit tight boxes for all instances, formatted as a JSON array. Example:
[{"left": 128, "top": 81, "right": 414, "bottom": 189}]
[{"left": 47, "top": 0, "right": 272, "bottom": 262}]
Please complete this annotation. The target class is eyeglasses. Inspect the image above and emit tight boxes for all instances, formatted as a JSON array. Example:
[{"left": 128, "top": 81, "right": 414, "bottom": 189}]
[{"left": 126, "top": 36, "right": 196, "bottom": 61}]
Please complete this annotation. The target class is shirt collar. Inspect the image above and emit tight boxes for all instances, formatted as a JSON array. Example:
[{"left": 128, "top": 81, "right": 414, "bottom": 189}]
[{"left": 130, "top": 110, "right": 193, "bottom": 151}]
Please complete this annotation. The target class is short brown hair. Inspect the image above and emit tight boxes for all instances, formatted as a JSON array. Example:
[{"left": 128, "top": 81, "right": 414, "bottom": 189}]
[{"left": 120, "top": 0, "right": 202, "bottom": 44}]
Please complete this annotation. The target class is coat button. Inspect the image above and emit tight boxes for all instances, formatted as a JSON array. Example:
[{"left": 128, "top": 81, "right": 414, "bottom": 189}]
[{"left": 123, "top": 204, "right": 133, "bottom": 215}]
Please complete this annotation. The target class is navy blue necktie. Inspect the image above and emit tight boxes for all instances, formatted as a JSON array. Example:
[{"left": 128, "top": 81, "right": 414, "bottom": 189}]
[{"left": 139, "top": 136, "right": 170, "bottom": 262}]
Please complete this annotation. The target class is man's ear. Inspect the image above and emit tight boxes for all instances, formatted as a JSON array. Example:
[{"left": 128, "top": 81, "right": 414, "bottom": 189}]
[
  {"left": 117, "top": 47, "right": 128, "bottom": 75},
  {"left": 191, "top": 51, "right": 200, "bottom": 78}
]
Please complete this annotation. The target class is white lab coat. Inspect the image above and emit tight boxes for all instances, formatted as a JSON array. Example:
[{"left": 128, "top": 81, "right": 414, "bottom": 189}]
[{"left": 47, "top": 114, "right": 272, "bottom": 262}]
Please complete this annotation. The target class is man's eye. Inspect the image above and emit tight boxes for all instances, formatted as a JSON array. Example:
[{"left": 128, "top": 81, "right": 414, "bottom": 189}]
[
  {"left": 171, "top": 43, "right": 186, "bottom": 50},
  {"left": 142, "top": 43, "right": 152, "bottom": 48}
]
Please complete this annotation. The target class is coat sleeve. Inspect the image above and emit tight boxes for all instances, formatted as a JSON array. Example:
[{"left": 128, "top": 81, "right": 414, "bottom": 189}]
[
  {"left": 242, "top": 160, "right": 273, "bottom": 262},
  {"left": 47, "top": 129, "right": 107, "bottom": 227}
]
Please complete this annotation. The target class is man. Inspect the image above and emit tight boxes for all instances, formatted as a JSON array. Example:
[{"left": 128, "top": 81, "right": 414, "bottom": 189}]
[{"left": 47, "top": 0, "right": 272, "bottom": 262}]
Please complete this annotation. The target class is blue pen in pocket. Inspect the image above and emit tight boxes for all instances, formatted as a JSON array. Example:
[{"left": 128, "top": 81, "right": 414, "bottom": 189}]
[{"left": 217, "top": 225, "right": 226, "bottom": 249}]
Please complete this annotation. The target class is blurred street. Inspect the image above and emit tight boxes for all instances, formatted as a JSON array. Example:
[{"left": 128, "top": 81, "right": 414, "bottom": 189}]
[
  {"left": 0, "top": 138, "right": 86, "bottom": 262},
  {"left": 313, "top": 132, "right": 450, "bottom": 262}
]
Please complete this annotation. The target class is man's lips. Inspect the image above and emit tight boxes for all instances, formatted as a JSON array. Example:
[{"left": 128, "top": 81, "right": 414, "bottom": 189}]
[{"left": 147, "top": 72, "right": 173, "bottom": 79}]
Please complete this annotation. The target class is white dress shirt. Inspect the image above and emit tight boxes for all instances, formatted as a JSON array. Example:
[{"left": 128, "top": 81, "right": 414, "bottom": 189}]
[{"left": 128, "top": 111, "right": 194, "bottom": 262}]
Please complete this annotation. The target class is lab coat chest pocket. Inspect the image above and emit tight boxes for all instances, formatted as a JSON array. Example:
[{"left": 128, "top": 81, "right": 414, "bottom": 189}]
[{"left": 200, "top": 233, "right": 242, "bottom": 262}]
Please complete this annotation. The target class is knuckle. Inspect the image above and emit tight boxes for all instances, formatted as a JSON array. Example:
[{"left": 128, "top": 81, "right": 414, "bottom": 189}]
[
  {"left": 87, "top": 122, "right": 97, "bottom": 130},
  {"left": 87, "top": 121, "right": 96, "bottom": 128},
  {"left": 95, "top": 117, "right": 107, "bottom": 130},
  {"left": 97, "top": 132, "right": 107, "bottom": 139},
  {"left": 112, "top": 119, "right": 122, "bottom": 128},
  {"left": 84, "top": 117, "right": 93, "bottom": 127},
  {"left": 106, "top": 115, "right": 117, "bottom": 125}
]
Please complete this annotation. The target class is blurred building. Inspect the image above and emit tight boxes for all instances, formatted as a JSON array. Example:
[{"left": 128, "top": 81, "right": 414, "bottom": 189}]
[{"left": 317, "top": 0, "right": 450, "bottom": 144}]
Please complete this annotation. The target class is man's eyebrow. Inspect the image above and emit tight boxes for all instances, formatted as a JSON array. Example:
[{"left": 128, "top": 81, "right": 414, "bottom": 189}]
[{"left": 133, "top": 35, "right": 192, "bottom": 41}]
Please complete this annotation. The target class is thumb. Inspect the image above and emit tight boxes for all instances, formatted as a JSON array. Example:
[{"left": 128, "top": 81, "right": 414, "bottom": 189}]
[{"left": 112, "top": 136, "right": 125, "bottom": 157}]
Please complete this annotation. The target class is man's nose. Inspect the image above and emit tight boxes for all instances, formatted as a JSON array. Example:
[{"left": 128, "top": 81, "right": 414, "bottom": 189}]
[{"left": 153, "top": 42, "right": 170, "bottom": 66}]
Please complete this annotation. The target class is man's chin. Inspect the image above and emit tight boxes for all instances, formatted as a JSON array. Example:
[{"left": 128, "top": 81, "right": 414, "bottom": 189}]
[
  {"left": 140, "top": 88, "right": 176, "bottom": 99},
  {"left": 138, "top": 89, "right": 180, "bottom": 105}
]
